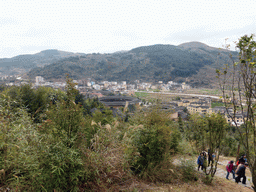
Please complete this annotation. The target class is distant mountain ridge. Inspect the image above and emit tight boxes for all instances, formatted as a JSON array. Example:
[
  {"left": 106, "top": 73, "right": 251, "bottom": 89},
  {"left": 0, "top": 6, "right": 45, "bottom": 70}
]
[
  {"left": 1, "top": 42, "right": 238, "bottom": 88},
  {"left": 0, "top": 49, "right": 86, "bottom": 75},
  {"left": 179, "top": 41, "right": 210, "bottom": 48}
]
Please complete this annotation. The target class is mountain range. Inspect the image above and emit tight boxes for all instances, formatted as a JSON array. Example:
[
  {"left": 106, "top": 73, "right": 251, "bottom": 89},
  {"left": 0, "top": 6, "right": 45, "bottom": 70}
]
[
  {"left": 0, "top": 42, "right": 238, "bottom": 88},
  {"left": 0, "top": 49, "right": 86, "bottom": 75}
]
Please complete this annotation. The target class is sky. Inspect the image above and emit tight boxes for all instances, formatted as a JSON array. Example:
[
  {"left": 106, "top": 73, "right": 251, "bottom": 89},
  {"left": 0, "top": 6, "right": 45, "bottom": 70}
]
[{"left": 1, "top": 0, "right": 256, "bottom": 58}]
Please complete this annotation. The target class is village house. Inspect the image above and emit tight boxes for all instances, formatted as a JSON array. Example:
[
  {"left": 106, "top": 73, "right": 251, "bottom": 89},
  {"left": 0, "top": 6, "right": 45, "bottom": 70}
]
[
  {"left": 225, "top": 113, "right": 245, "bottom": 126},
  {"left": 187, "top": 105, "right": 210, "bottom": 115}
]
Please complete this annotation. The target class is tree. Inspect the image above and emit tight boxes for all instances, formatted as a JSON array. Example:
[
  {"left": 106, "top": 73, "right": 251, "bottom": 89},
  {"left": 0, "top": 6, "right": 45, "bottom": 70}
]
[
  {"left": 205, "top": 113, "right": 227, "bottom": 178},
  {"left": 185, "top": 114, "right": 207, "bottom": 153},
  {"left": 185, "top": 113, "right": 227, "bottom": 181},
  {"left": 217, "top": 34, "right": 256, "bottom": 190}
]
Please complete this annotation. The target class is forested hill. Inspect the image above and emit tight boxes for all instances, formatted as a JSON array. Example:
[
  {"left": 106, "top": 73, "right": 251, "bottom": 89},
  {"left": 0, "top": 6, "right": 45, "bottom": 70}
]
[
  {"left": 23, "top": 42, "right": 238, "bottom": 87},
  {"left": 0, "top": 49, "right": 86, "bottom": 75}
]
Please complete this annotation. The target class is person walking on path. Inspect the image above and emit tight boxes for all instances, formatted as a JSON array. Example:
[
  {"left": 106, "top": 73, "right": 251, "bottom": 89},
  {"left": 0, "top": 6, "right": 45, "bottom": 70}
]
[
  {"left": 226, "top": 160, "right": 235, "bottom": 180},
  {"left": 235, "top": 162, "right": 248, "bottom": 184},
  {"left": 237, "top": 154, "right": 246, "bottom": 166},
  {"left": 197, "top": 153, "right": 204, "bottom": 171}
]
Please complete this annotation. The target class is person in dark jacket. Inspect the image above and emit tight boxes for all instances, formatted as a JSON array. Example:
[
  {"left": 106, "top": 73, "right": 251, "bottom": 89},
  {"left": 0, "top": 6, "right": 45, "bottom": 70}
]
[
  {"left": 235, "top": 162, "right": 248, "bottom": 184},
  {"left": 238, "top": 154, "right": 246, "bottom": 164},
  {"left": 197, "top": 153, "right": 204, "bottom": 171}
]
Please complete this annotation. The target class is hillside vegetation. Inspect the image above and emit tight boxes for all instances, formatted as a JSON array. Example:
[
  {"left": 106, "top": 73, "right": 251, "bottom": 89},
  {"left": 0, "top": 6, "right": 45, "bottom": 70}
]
[{"left": 0, "top": 76, "right": 246, "bottom": 191}]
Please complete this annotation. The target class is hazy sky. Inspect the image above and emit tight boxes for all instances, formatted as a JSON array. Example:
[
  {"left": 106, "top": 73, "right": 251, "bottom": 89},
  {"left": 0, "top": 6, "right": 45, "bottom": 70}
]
[{"left": 1, "top": 0, "right": 256, "bottom": 58}]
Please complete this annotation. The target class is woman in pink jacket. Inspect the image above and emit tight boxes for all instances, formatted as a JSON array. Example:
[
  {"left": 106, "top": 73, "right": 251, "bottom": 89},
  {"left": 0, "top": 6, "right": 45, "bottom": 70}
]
[{"left": 226, "top": 160, "right": 235, "bottom": 180}]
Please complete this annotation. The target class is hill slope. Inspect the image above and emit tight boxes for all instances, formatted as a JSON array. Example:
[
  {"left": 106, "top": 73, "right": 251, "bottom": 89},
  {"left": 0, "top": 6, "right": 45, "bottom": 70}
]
[
  {"left": 1, "top": 42, "right": 238, "bottom": 87},
  {"left": 0, "top": 49, "right": 86, "bottom": 75}
]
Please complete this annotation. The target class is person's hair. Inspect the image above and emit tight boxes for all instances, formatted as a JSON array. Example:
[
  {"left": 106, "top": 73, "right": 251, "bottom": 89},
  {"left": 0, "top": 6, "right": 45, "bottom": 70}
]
[
  {"left": 230, "top": 161, "right": 234, "bottom": 164},
  {"left": 245, "top": 162, "right": 249, "bottom": 166}
]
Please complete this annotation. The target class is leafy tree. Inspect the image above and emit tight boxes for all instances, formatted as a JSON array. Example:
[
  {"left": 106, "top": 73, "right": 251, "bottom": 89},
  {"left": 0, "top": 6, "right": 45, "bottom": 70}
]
[
  {"left": 185, "top": 113, "right": 227, "bottom": 181},
  {"left": 217, "top": 34, "right": 256, "bottom": 190},
  {"left": 185, "top": 114, "right": 207, "bottom": 152},
  {"left": 205, "top": 113, "right": 227, "bottom": 178}
]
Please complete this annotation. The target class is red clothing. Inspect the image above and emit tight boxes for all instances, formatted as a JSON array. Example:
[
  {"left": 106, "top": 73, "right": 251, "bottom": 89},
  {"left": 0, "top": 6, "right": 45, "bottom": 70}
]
[{"left": 226, "top": 161, "right": 234, "bottom": 172}]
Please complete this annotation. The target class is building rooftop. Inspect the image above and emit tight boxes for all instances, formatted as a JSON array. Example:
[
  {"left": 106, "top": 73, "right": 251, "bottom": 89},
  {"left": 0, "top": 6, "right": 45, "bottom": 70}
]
[{"left": 99, "top": 96, "right": 140, "bottom": 107}]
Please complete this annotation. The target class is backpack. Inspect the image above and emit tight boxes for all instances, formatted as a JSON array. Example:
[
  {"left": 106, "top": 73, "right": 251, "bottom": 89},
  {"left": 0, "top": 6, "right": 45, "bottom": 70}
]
[{"left": 236, "top": 166, "right": 241, "bottom": 175}]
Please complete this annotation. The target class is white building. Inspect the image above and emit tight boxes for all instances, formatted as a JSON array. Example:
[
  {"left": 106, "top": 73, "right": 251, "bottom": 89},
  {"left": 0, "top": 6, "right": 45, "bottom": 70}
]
[
  {"left": 182, "top": 82, "right": 190, "bottom": 90},
  {"left": 93, "top": 84, "right": 101, "bottom": 90},
  {"left": 35, "top": 76, "right": 44, "bottom": 85}
]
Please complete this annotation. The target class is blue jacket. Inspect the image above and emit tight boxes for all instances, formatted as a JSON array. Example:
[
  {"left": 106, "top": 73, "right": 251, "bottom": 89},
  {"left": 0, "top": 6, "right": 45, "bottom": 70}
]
[{"left": 197, "top": 155, "right": 204, "bottom": 165}]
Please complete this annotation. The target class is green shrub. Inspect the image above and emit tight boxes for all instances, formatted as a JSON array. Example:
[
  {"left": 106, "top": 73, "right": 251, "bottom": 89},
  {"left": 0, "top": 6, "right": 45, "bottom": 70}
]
[
  {"left": 126, "top": 107, "right": 176, "bottom": 177},
  {"left": 178, "top": 139, "right": 197, "bottom": 155},
  {"left": 202, "top": 175, "right": 213, "bottom": 185},
  {"left": 179, "top": 159, "right": 198, "bottom": 182},
  {"left": 221, "top": 131, "right": 238, "bottom": 157},
  {"left": 92, "top": 108, "right": 114, "bottom": 125},
  {"left": 0, "top": 95, "right": 40, "bottom": 191},
  {"left": 170, "top": 128, "right": 181, "bottom": 154},
  {"left": 140, "top": 157, "right": 174, "bottom": 183},
  {"left": 37, "top": 139, "right": 85, "bottom": 191},
  {"left": 131, "top": 124, "right": 172, "bottom": 173}
]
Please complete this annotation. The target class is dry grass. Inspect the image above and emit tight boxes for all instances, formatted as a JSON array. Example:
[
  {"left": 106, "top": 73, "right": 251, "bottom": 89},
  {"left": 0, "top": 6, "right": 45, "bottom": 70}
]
[
  {"left": 115, "top": 176, "right": 253, "bottom": 192},
  {"left": 182, "top": 88, "right": 222, "bottom": 96},
  {"left": 146, "top": 177, "right": 253, "bottom": 192}
]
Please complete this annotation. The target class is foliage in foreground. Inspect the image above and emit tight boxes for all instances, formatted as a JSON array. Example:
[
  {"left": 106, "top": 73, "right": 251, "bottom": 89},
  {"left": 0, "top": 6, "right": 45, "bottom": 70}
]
[
  {"left": 0, "top": 75, "right": 239, "bottom": 190},
  {"left": 0, "top": 79, "right": 185, "bottom": 191},
  {"left": 124, "top": 107, "right": 180, "bottom": 181}
]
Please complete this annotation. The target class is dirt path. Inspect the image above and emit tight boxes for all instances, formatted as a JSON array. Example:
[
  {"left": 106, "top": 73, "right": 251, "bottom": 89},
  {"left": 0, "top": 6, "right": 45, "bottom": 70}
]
[
  {"left": 217, "top": 160, "right": 253, "bottom": 189},
  {"left": 173, "top": 158, "right": 254, "bottom": 190}
]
